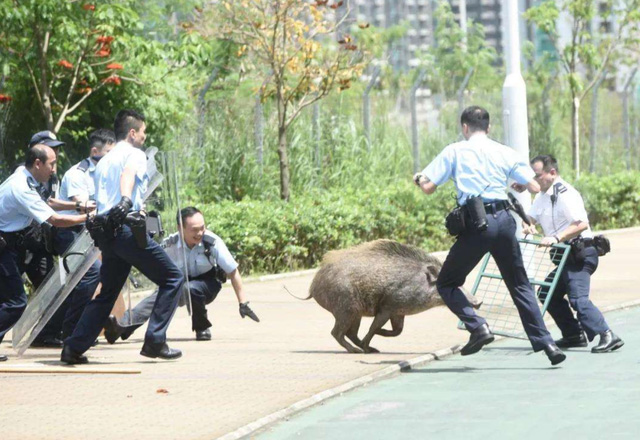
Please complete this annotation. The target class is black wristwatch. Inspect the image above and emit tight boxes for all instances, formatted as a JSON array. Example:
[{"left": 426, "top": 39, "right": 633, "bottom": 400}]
[
  {"left": 414, "top": 174, "right": 423, "bottom": 185},
  {"left": 75, "top": 201, "right": 82, "bottom": 212}
]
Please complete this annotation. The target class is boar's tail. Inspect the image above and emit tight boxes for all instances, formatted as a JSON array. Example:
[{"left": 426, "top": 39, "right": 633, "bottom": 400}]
[{"left": 283, "top": 284, "right": 312, "bottom": 300}]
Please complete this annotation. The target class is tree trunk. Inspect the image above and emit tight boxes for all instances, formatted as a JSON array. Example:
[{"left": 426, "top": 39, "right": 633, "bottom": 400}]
[
  {"left": 277, "top": 124, "right": 290, "bottom": 201},
  {"left": 572, "top": 96, "right": 581, "bottom": 177}
]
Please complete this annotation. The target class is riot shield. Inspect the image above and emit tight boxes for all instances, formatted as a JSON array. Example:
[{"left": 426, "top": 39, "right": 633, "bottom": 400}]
[
  {"left": 11, "top": 147, "right": 164, "bottom": 355},
  {"left": 157, "top": 151, "right": 192, "bottom": 315}
]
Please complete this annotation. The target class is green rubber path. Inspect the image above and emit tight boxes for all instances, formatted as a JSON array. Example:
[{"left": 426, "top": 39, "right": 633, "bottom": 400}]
[{"left": 259, "top": 308, "right": 640, "bottom": 440}]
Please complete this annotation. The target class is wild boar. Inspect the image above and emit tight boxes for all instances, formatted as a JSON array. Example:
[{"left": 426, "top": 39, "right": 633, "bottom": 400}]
[{"left": 296, "top": 239, "right": 480, "bottom": 353}]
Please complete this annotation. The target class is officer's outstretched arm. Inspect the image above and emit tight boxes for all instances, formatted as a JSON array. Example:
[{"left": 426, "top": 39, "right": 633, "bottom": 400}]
[
  {"left": 228, "top": 269, "right": 260, "bottom": 322},
  {"left": 525, "top": 179, "right": 540, "bottom": 194},
  {"left": 46, "top": 213, "right": 87, "bottom": 228}
]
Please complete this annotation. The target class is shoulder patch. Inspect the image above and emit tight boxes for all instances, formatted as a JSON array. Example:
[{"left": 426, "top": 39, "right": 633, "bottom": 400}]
[{"left": 554, "top": 182, "right": 567, "bottom": 193}]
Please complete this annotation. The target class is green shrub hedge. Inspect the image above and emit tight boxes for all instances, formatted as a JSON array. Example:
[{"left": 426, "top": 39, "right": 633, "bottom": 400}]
[{"left": 199, "top": 172, "right": 640, "bottom": 275}]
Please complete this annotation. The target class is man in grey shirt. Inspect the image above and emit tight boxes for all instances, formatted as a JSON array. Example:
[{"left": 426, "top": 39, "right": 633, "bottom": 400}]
[{"left": 103, "top": 206, "right": 259, "bottom": 342}]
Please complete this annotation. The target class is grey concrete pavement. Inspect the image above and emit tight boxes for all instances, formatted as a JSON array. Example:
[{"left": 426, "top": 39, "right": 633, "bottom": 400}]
[{"left": 0, "top": 228, "right": 638, "bottom": 440}]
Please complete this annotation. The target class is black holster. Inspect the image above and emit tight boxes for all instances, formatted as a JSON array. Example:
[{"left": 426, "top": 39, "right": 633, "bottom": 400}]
[
  {"left": 87, "top": 214, "right": 117, "bottom": 245},
  {"left": 445, "top": 206, "right": 466, "bottom": 236},
  {"left": 125, "top": 212, "right": 148, "bottom": 249},
  {"left": 21, "top": 223, "right": 53, "bottom": 254},
  {"left": 465, "top": 195, "right": 488, "bottom": 232}
]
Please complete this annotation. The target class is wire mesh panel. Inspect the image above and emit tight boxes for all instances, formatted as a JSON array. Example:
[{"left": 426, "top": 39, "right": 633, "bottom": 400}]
[{"left": 459, "top": 239, "right": 571, "bottom": 339}]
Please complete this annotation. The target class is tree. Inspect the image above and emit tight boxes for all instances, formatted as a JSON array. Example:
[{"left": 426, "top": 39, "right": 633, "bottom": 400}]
[
  {"left": 421, "top": 1, "right": 501, "bottom": 101},
  {"left": 204, "top": 0, "right": 369, "bottom": 201},
  {"left": 526, "top": 0, "right": 640, "bottom": 176},
  {"left": 0, "top": 1, "right": 146, "bottom": 134}
]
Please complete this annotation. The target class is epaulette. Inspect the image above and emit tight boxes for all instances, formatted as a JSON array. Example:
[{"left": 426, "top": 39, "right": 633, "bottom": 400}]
[
  {"left": 554, "top": 182, "right": 567, "bottom": 194},
  {"left": 162, "top": 232, "right": 180, "bottom": 249},
  {"left": 76, "top": 158, "right": 91, "bottom": 173}
]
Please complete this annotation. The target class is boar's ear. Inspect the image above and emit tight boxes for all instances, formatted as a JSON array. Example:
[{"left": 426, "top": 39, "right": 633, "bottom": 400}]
[{"left": 425, "top": 264, "right": 439, "bottom": 284}]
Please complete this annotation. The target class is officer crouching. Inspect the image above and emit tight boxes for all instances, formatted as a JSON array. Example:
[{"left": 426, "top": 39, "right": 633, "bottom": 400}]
[
  {"left": 0, "top": 145, "right": 89, "bottom": 362},
  {"left": 103, "top": 206, "right": 260, "bottom": 343},
  {"left": 61, "top": 109, "right": 184, "bottom": 364}
]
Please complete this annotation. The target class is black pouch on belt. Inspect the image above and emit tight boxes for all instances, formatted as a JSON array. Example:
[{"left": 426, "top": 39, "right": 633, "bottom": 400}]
[
  {"left": 0, "top": 235, "right": 6, "bottom": 254},
  {"left": 125, "top": 212, "right": 148, "bottom": 249},
  {"left": 445, "top": 206, "right": 466, "bottom": 236},
  {"left": 593, "top": 235, "right": 611, "bottom": 256},
  {"left": 465, "top": 195, "right": 488, "bottom": 232}
]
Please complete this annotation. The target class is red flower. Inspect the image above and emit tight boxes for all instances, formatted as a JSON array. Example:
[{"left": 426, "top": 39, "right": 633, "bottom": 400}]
[
  {"left": 75, "top": 87, "right": 92, "bottom": 94},
  {"left": 102, "top": 75, "right": 122, "bottom": 86},
  {"left": 95, "top": 49, "right": 111, "bottom": 57},
  {"left": 0, "top": 94, "right": 12, "bottom": 103},
  {"left": 106, "top": 63, "right": 124, "bottom": 70},
  {"left": 82, "top": 4, "right": 95, "bottom": 11},
  {"left": 57, "top": 59, "right": 73, "bottom": 69},
  {"left": 96, "top": 36, "right": 115, "bottom": 44}
]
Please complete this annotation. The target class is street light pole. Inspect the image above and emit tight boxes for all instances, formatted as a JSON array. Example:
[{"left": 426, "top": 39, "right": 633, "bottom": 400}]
[{"left": 502, "top": 0, "right": 531, "bottom": 220}]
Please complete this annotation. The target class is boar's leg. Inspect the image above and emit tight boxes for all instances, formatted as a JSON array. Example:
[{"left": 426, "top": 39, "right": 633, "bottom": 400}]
[
  {"left": 376, "top": 315, "right": 405, "bottom": 337},
  {"left": 361, "top": 312, "right": 392, "bottom": 354},
  {"left": 345, "top": 318, "right": 364, "bottom": 349},
  {"left": 331, "top": 311, "right": 364, "bottom": 354}
]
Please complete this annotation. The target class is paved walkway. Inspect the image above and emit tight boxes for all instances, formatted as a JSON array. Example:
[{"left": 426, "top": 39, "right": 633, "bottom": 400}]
[
  {"left": 0, "top": 228, "right": 639, "bottom": 440},
  {"left": 259, "top": 306, "right": 640, "bottom": 440}
]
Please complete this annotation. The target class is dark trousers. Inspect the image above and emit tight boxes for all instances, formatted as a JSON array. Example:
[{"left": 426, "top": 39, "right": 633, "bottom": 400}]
[
  {"left": 539, "top": 246, "right": 608, "bottom": 341},
  {"left": 189, "top": 274, "right": 222, "bottom": 331},
  {"left": 437, "top": 208, "right": 554, "bottom": 351},
  {"left": 37, "top": 228, "right": 101, "bottom": 340},
  {"left": 0, "top": 249, "right": 28, "bottom": 343},
  {"left": 65, "top": 225, "right": 184, "bottom": 354},
  {"left": 120, "top": 272, "right": 221, "bottom": 333}
]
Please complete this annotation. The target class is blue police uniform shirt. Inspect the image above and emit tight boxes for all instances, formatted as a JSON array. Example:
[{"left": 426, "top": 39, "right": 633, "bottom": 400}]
[
  {"left": 162, "top": 230, "right": 238, "bottom": 277},
  {"left": 0, "top": 168, "right": 56, "bottom": 232},
  {"left": 59, "top": 158, "right": 96, "bottom": 216},
  {"left": 422, "top": 133, "right": 535, "bottom": 205},
  {"left": 93, "top": 141, "right": 148, "bottom": 215}
]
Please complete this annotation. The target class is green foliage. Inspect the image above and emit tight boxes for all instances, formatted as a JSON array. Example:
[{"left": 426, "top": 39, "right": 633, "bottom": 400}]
[
  {"left": 199, "top": 180, "right": 457, "bottom": 275},
  {"left": 576, "top": 172, "right": 640, "bottom": 229},
  {"left": 421, "top": 1, "right": 501, "bottom": 98}
]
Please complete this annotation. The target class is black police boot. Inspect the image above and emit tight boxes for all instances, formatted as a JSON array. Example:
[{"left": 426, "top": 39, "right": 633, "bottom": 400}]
[
  {"left": 31, "top": 336, "right": 64, "bottom": 348},
  {"left": 103, "top": 315, "right": 125, "bottom": 344},
  {"left": 591, "top": 330, "right": 624, "bottom": 353},
  {"left": 195, "top": 328, "right": 212, "bottom": 341},
  {"left": 460, "top": 323, "right": 495, "bottom": 356},
  {"left": 555, "top": 332, "right": 588, "bottom": 348},
  {"left": 140, "top": 342, "right": 182, "bottom": 360},
  {"left": 543, "top": 344, "right": 566, "bottom": 366},
  {"left": 0, "top": 354, "right": 8, "bottom": 362},
  {"left": 61, "top": 345, "right": 88, "bottom": 365}
]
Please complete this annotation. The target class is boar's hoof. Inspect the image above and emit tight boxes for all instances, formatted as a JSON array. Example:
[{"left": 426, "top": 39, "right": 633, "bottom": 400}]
[{"left": 363, "top": 346, "right": 380, "bottom": 353}]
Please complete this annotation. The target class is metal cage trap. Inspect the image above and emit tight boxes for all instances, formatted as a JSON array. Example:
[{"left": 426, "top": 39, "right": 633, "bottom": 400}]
[{"left": 458, "top": 238, "right": 571, "bottom": 339}]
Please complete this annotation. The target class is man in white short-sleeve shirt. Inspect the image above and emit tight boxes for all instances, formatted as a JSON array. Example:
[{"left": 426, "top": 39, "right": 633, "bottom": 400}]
[{"left": 523, "top": 155, "right": 623, "bottom": 353}]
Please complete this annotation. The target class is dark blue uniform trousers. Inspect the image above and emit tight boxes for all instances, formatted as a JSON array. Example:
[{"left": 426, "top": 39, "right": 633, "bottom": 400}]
[
  {"left": 0, "top": 249, "right": 28, "bottom": 344},
  {"left": 65, "top": 225, "right": 184, "bottom": 354},
  {"left": 540, "top": 246, "right": 608, "bottom": 341},
  {"left": 38, "top": 228, "right": 101, "bottom": 339},
  {"left": 437, "top": 208, "right": 554, "bottom": 351}
]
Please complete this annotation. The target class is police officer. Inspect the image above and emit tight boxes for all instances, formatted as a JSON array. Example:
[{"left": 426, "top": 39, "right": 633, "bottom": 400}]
[
  {"left": 0, "top": 145, "right": 89, "bottom": 361},
  {"left": 20, "top": 131, "right": 97, "bottom": 348},
  {"left": 61, "top": 109, "right": 184, "bottom": 364},
  {"left": 521, "top": 155, "right": 623, "bottom": 353},
  {"left": 103, "top": 206, "right": 260, "bottom": 343},
  {"left": 413, "top": 106, "right": 566, "bottom": 365},
  {"left": 35, "top": 129, "right": 117, "bottom": 346}
]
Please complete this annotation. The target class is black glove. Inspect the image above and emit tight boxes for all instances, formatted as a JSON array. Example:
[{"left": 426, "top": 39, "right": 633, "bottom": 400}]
[
  {"left": 109, "top": 196, "right": 133, "bottom": 225},
  {"left": 239, "top": 302, "right": 260, "bottom": 322}
]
